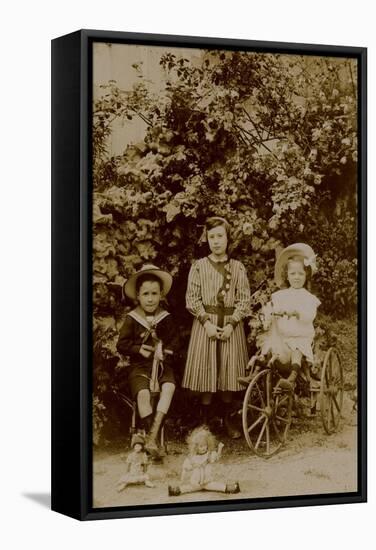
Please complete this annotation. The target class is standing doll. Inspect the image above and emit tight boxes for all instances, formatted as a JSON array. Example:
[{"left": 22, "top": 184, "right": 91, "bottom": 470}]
[
  {"left": 117, "top": 433, "right": 154, "bottom": 491},
  {"left": 240, "top": 243, "right": 320, "bottom": 391},
  {"left": 182, "top": 217, "right": 251, "bottom": 438},
  {"left": 168, "top": 426, "right": 240, "bottom": 496},
  {"left": 117, "top": 264, "right": 177, "bottom": 459}
]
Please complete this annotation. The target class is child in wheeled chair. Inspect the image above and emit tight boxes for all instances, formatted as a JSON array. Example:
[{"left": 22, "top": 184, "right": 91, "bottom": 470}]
[
  {"left": 239, "top": 243, "right": 320, "bottom": 391},
  {"left": 117, "top": 264, "right": 177, "bottom": 460}
]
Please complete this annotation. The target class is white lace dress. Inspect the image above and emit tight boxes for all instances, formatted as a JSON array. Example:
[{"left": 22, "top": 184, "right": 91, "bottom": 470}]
[{"left": 260, "top": 288, "right": 321, "bottom": 363}]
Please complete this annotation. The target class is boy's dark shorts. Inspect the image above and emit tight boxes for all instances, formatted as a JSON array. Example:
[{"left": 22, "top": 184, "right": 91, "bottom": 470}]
[{"left": 129, "top": 364, "right": 176, "bottom": 399}]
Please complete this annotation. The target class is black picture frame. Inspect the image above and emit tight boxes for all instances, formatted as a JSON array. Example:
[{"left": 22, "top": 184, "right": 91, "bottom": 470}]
[{"left": 51, "top": 29, "right": 367, "bottom": 520}]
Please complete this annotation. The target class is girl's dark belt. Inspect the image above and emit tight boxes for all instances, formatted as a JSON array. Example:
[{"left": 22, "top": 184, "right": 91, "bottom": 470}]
[{"left": 203, "top": 305, "right": 235, "bottom": 316}]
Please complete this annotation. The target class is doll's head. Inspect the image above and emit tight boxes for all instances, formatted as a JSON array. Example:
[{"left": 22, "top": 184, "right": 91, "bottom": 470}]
[
  {"left": 282, "top": 255, "right": 311, "bottom": 289},
  {"left": 131, "top": 433, "right": 145, "bottom": 452},
  {"left": 204, "top": 216, "right": 231, "bottom": 258},
  {"left": 187, "top": 426, "right": 217, "bottom": 456}
]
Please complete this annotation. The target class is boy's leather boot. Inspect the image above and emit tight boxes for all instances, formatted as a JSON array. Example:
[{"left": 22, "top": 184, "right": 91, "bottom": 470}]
[
  {"left": 145, "top": 410, "right": 165, "bottom": 459},
  {"left": 140, "top": 413, "right": 153, "bottom": 433}
]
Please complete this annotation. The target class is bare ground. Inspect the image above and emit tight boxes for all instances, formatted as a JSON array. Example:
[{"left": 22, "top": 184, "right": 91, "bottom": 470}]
[{"left": 93, "top": 392, "right": 358, "bottom": 509}]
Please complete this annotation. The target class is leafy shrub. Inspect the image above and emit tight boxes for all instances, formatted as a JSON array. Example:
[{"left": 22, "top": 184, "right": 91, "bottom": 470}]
[{"left": 91, "top": 51, "right": 358, "bottom": 439}]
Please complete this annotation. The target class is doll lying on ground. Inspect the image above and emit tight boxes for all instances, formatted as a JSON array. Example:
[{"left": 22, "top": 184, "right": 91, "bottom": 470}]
[
  {"left": 117, "top": 433, "right": 155, "bottom": 492},
  {"left": 168, "top": 426, "right": 240, "bottom": 496}
]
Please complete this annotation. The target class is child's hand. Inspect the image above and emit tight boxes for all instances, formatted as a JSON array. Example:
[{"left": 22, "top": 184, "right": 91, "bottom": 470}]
[
  {"left": 290, "top": 310, "right": 300, "bottom": 319},
  {"left": 219, "top": 324, "right": 233, "bottom": 341},
  {"left": 139, "top": 344, "right": 153, "bottom": 358},
  {"left": 204, "top": 321, "right": 221, "bottom": 340}
]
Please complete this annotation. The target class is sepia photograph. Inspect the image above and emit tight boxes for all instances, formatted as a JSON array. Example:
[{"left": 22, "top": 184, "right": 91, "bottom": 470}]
[{"left": 91, "top": 40, "right": 361, "bottom": 510}]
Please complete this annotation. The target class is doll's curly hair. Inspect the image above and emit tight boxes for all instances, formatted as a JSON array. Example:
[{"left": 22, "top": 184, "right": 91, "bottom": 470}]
[{"left": 186, "top": 426, "right": 217, "bottom": 455}]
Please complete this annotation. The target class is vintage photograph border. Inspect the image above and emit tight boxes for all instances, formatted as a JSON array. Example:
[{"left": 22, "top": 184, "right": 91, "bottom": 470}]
[{"left": 51, "top": 29, "right": 367, "bottom": 521}]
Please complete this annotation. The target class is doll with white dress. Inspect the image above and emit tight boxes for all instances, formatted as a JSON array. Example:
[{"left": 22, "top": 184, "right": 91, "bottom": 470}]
[
  {"left": 168, "top": 426, "right": 240, "bottom": 496},
  {"left": 239, "top": 243, "right": 320, "bottom": 391},
  {"left": 117, "top": 433, "right": 155, "bottom": 492}
]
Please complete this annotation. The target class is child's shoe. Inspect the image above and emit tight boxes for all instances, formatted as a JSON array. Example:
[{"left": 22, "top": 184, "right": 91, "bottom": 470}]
[
  {"left": 225, "top": 482, "right": 240, "bottom": 494},
  {"left": 168, "top": 485, "right": 181, "bottom": 496}
]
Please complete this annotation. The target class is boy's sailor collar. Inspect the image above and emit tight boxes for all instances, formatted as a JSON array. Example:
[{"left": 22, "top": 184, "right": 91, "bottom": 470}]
[{"left": 127, "top": 307, "right": 170, "bottom": 330}]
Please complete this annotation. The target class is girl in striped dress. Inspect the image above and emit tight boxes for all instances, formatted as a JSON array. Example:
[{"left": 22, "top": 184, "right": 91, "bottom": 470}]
[{"left": 182, "top": 217, "right": 251, "bottom": 438}]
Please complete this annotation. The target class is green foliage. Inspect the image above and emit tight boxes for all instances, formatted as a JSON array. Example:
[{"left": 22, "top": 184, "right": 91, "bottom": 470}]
[{"left": 91, "top": 51, "right": 358, "bottom": 438}]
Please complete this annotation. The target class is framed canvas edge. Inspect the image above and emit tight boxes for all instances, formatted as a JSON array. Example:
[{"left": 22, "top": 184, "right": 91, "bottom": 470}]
[{"left": 52, "top": 29, "right": 367, "bottom": 521}]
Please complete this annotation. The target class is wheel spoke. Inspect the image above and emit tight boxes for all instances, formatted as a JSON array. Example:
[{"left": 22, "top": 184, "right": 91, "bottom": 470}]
[
  {"left": 330, "top": 399, "right": 336, "bottom": 426},
  {"left": 255, "top": 418, "right": 268, "bottom": 450},
  {"left": 248, "top": 414, "right": 265, "bottom": 433},
  {"left": 246, "top": 404, "right": 264, "bottom": 413},
  {"left": 255, "top": 382, "right": 266, "bottom": 407},
  {"left": 266, "top": 422, "right": 270, "bottom": 454},
  {"left": 275, "top": 415, "right": 289, "bottom": 424},
  {"left": 266, "top": 374, "right": 271, "bottom": 408}
]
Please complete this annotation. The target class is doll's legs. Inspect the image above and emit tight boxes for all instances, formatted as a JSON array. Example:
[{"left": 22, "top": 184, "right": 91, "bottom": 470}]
[
  {"left": 168, "top": 483, "right": 202, "bottom": 496},
  {"left": 203, "top": 481, "right": 240, "bottom": 494},
  {"left": 117, "top": 481, "right": 128, "bottom": 492},
  {"left": 168, "top": 481, "right": 240, "bottom": 496},
  {"left": 117, "top": 474, "right": 154, "bottom": 492}
]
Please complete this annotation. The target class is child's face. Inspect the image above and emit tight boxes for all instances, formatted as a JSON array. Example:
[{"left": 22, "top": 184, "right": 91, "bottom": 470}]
[
  {"left": 137, "top": 280, "right": 162, "bottom": 314},
  {"left": 287, "top": 260, "right": 306, "bottom": 289},
  {"left": 207, "top": 225, "right": 228, "bottom": 257},
  {"left": 133, "top": 443, "right": 143, "bottom": 453}
]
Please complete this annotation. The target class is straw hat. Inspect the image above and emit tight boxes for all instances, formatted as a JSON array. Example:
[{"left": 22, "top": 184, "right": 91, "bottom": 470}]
[
  {"left": 123, "top": 264, "right": 173, "bottom": 300},
  {"left": 274, "top": 243, "right": 317, "bottom": 288}
]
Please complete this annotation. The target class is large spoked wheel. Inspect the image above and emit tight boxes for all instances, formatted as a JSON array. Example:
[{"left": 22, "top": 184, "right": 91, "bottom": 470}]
[
  {"left": 319, "top": 347, "right": 344, "bottom": 434},
  {"left": 242, "top": 369, "right": 293, "bottom": 458}
]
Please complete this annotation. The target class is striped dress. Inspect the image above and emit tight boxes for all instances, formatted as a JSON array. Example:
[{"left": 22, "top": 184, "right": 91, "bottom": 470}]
[{"left": 182, "top": 257, "right": 251, "bottom": 393}]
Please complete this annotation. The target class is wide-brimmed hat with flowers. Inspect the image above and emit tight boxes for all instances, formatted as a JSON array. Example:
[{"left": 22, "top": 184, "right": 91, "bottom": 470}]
[
  {"left": 123, "top": 264, "right": 173, "bottom": 300},
  {"left": 274, "top": 243, "right": 317, "bottom": 288}
]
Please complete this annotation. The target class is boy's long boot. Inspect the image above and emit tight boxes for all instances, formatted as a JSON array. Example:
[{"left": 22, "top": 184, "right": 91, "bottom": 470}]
[
  {"left": 140, "top": 413, "right": 153, "bottom": 434},
  {"left": 145, "top": 410, "right": 165, "bottom": 459}
]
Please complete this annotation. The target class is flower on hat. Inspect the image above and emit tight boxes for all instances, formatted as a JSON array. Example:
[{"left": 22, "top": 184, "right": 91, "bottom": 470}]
[{"left": 303, "top": 255, "right": 317, "bottom": 273}]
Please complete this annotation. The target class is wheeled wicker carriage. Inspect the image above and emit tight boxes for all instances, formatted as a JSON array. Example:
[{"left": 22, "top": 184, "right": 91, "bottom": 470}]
[{"left": 242, "top": 346, "right": 344, "bottom": 458}]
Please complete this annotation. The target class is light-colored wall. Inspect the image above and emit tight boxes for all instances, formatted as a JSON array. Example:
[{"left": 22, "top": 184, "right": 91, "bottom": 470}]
[{"left": 93, "top": 43, "right": 202, "bottom": 154}]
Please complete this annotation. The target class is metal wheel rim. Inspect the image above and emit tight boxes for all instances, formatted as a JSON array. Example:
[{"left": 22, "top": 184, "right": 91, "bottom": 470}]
[{"left": 319, "top": 347, "right": 344, "bottom": 434}]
